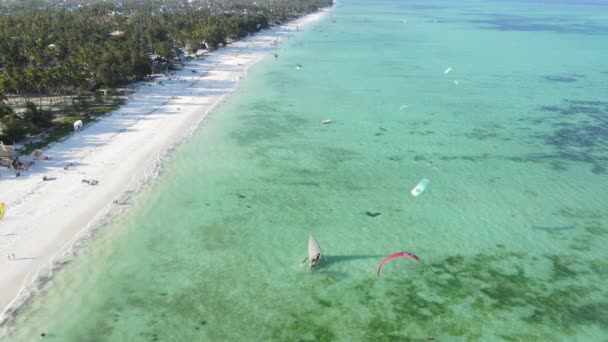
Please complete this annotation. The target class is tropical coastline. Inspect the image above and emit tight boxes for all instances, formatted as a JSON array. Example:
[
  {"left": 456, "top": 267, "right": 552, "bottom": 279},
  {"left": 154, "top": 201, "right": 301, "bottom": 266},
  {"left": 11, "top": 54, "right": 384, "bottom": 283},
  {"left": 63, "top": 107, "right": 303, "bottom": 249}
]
[
  {"left": 0, "top": 7, "right": 329, "bottom": 330},
  {"left": 1, "top": 0, "right": 607, "bottom": 339}
]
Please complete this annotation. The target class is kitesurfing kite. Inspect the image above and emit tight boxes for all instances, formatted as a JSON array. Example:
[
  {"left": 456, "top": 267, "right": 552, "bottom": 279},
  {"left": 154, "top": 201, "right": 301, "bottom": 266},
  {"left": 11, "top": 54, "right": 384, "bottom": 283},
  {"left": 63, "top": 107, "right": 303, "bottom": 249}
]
[
  {"left": 296, "top": 64, "right": 302, "bottom": 71},
  {"left": 302, "top": 235, "right": 324, "bottom": 270},
  {"left": 377, "top": 252, "right": 420, "bottom": 277},
  {"left": 411, "top": 178, "right": 430, "bottom": 197},
  {"left": 399, "top": 104, "right": 408, "bottom": 111},
  {"left": 444, "top": 67, "right": 453, "bottom": 75},
  {"left": 0, "top": 202, "right": 5, "bottom": 220}
]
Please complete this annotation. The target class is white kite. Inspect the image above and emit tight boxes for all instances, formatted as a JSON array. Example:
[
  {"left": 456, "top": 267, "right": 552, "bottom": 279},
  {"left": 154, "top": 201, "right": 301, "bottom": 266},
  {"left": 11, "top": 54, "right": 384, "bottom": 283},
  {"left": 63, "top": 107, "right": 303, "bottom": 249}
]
[
  {"left": 444, "top": 67, "right": 453, "bottom": 75},
  {"left": 411, "top": 178, "right": 430, "bottom": 197}
]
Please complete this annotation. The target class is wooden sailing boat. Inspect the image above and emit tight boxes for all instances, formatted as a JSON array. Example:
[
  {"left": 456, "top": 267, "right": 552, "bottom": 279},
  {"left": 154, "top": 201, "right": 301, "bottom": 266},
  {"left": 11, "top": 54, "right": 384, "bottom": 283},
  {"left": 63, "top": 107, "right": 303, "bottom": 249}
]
[{"left": 307, "top": 235, "right": 324, "bottom": 269}]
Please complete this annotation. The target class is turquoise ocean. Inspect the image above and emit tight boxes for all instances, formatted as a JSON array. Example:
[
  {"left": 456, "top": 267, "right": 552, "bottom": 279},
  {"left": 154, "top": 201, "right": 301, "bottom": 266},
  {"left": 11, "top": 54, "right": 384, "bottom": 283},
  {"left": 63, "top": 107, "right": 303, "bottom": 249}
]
[{"left": 3, "top": 0, "right": 608, "bottom": 340}]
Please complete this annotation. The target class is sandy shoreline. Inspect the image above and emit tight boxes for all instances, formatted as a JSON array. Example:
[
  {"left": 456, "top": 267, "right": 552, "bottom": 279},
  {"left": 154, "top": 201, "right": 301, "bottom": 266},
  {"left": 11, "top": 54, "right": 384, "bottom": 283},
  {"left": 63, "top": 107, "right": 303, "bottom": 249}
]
[{"left": 0, "top": 8, "right": 328, "bottom": 329}]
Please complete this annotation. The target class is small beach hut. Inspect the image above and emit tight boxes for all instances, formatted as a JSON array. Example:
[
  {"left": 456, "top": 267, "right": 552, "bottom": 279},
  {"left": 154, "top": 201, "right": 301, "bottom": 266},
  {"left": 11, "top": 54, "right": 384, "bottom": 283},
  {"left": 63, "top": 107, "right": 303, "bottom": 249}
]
[
  {"left": 73, "top": 120, "right": 83, "bottom": 131},
  {"left": 0, "top": 142, "right": 17, "bottom": 167}
]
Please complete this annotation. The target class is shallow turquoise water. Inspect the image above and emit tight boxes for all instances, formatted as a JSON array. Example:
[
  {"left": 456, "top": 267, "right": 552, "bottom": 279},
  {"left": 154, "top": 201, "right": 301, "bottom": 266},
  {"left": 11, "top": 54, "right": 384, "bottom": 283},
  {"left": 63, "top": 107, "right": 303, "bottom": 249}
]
[{"left": 3, "top": 0, "right": 608, "bottom": 340}]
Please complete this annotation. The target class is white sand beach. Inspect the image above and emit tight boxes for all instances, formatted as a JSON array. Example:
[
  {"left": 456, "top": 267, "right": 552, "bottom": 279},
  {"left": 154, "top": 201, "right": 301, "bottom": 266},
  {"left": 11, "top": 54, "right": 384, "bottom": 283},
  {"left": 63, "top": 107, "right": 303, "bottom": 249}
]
[{"left": 0, "top": 9, "right": 328, "bottom": 326}]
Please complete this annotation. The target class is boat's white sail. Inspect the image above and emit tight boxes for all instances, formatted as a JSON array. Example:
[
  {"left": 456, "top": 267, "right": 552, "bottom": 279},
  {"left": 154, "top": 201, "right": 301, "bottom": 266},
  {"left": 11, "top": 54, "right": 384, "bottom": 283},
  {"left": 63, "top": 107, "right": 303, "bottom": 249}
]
[{"left": 308, "top": 235, "right": 323, "bottom": 269}]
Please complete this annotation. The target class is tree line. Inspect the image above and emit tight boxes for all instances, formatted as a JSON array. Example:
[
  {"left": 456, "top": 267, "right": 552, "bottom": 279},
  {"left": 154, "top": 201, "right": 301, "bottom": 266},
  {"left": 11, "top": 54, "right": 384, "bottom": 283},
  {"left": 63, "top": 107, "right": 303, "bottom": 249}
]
[{"left": 0, "top": 0, "right": 332, "bottom": 143}]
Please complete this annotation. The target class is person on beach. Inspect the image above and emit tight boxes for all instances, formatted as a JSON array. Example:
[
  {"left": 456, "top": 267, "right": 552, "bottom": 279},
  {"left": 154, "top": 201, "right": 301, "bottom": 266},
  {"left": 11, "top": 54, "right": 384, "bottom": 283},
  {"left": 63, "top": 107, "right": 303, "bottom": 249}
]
[{"left": 7, "top": 253, "right": 11, "bottom": 261}]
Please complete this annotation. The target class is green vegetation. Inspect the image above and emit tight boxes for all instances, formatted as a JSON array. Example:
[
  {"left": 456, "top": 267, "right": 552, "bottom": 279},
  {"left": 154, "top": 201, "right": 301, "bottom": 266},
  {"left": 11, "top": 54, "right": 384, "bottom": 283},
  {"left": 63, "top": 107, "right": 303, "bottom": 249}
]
[
  {"left": 18, "top": 97, "right": 125, "bottom": 155},
  {"left": 0, "top": 0, "right": 332, "bottom": 147}
]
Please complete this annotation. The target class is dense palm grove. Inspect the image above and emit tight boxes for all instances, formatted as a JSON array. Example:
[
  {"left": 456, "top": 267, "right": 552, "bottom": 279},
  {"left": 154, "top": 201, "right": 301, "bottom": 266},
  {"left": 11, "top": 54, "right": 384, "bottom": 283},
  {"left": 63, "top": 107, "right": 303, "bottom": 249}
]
[{"left": 0, "top": 0, "right": 332, "bottom": 143}]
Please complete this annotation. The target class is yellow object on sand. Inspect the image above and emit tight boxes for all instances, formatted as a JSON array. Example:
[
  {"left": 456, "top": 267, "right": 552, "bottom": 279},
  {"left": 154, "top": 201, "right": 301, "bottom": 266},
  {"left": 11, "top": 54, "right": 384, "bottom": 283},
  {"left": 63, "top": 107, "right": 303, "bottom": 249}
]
[{"left": 0, "top": 202, "right": 5, "bottom": 220}]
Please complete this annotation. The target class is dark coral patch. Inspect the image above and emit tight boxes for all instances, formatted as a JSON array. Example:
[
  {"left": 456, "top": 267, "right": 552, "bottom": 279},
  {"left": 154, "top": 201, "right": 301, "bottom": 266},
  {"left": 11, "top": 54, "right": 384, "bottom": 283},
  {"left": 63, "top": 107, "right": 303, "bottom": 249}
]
[
  {"left": 541, "top": 106, "right": 562, "bottom": 112},
  {"left": 545, "top": 75, "right": 577, "bottom": 83},
  {"left": 526, "top": 100, "right": 608, "bottom": 173},
  {"left": 468, "top": 13, "right": 608, "bottom": 35},
  {"left": 353, "top": 250, "right": 608, "bottom": 340}
]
